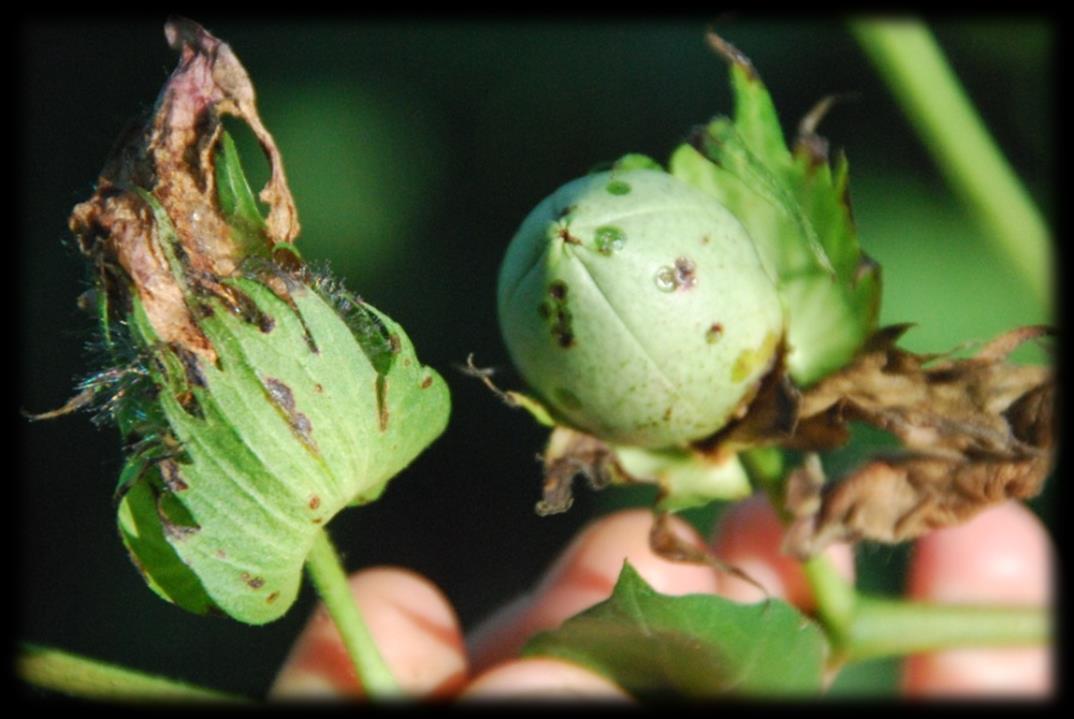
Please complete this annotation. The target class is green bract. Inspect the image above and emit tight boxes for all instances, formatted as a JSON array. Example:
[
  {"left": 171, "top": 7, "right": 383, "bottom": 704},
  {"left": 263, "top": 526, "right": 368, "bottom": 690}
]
[
  {"left": 498, "top": 168, "right": 784, "bottom": 449},
  {"left": 116, "top": 265, "right": 449, "bottom": 625}
]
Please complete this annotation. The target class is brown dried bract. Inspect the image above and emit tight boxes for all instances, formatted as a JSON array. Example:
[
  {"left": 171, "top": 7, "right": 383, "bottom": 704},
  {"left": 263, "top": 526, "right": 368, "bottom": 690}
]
[
  {"left": 68, "top": 17, "right": 299, "bottom": 363},
  {"left": 537, "top": 426, "right": 627, "bottom": 516},
  {"left": 781, "top": 325, "right": 1055, "bottom": 559}
]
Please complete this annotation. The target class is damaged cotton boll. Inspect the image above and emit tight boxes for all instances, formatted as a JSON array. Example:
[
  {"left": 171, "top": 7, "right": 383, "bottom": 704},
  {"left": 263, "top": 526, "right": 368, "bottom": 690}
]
[
  {"left": 497, "top": 168, "right": 785, "bottom": 449},
  {"left": 49, "top": 18, "right": 450, "bottom": 625}
]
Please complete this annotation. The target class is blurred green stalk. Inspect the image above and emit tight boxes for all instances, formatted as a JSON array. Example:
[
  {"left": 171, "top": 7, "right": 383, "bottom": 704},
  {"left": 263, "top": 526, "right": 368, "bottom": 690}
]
[
  {"left": 17, "top": 644, "right": 248, "bottom": 703},
  {"left": 849, "top": 18, "right": 1052, "bottom": 311},
  {"left": 305, "top": 529, "right": 402, "bottom": 699}
]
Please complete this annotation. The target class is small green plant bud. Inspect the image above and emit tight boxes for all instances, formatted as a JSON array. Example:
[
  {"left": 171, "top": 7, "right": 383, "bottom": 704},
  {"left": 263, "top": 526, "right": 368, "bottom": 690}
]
[{"left": 498, "top": 168, "right": 785, "bottom": 449}]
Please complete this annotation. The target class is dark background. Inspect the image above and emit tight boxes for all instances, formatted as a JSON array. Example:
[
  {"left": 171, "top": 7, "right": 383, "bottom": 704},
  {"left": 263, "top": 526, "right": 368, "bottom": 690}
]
[{"left": 19, "top": 17, "right": 1053, "bottom": 697}]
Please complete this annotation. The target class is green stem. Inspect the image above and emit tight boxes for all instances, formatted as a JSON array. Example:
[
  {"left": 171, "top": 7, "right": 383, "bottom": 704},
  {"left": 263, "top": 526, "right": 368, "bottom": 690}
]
[
  {"left": 849, "top": 18, "right": 1052, "bottom": 310},
  {"left": 16, "top": 644, "right": 247, "bottom": 703},
  {"left": 803, "top": 555, "right": 856, "bottom": 652},
  {"left": 802, "top": 555, "right": 1049, "bottom": 663},
  {"left": 846, "top": 596, "right": 1051, "bottom": 662},
  {"left": 305, "top": 528, "right": 401, "bottom": 699}
]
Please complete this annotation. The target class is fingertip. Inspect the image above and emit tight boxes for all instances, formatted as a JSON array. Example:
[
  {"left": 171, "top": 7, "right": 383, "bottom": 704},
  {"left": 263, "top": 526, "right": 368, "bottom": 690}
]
[
  {"left": 271, "top": 566, "right": 468, "bottom": 700},
  {"left": 468, "top": 509, "right": 718, "bottom": 671},
  {"left": 907, "top": 501, "right": 1053, "bottom": 604},
  {"left": 460, "top": 658, "right": 633, "bottom": 701},
  {"left": 903, "top": 502, "right": 1054, "bottom": 697},
  {"left": 538, "top": 509, "right": 720, "bottom": 603},
  {"left": 711, "top": 494, "right": 854, "bottom": 608}
]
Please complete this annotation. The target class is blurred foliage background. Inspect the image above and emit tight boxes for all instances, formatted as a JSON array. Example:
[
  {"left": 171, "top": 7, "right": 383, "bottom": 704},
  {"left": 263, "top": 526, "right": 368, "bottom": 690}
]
[{"left": 19, "top": 18, "right": 1052, "bottom": 697}]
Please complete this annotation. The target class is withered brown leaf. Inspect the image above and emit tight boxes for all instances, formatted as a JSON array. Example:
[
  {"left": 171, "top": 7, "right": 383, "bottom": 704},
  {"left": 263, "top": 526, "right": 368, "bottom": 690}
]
[
  {"left": 782, "top": 325, "right": 1055, "bottom": 559},
  {"left": 68, "top": 17, "right": 299, "bottom": 364}
]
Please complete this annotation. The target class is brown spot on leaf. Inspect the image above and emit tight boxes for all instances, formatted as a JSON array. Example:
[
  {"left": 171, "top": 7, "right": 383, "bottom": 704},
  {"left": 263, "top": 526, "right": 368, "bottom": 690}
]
[
  {"left": 376, "top": 376, "right": 390, "bottom": 431},
  {"left": 262, "top": 376, "right": 318, "bottom": 453},
  {"left": 159, "top": 459, "right": 190, "bottom": 492},
  {"left": 240, "top": 572, "right": 265, "bottom": 590}
]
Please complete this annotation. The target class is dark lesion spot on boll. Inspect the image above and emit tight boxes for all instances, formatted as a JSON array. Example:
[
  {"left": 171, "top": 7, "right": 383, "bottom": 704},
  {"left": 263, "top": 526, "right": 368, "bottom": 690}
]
[
  {"left": 701, "top": 234, "right": 711, "bottom": 245},
  {"left": 420, "top": 375, "right": 434, "bottom": 389},
  {"left": 266, "top": 592, "right": 280, "bottom": 604},
  {"left": 545, "top": 282, "right": 575, "bottom": 348},
  {"left": 555, "top": 204, "right": 576, "bottom": 220},
  {"left": 557, "top": 226, "right": 582, "bottom": 245},
  {"left": 663, "top": 407, "right": 673, "bottom": 421},
  {"left": 674, "top": 257, "right": 697, "bottom": 290},
  {"left": 706, "top": 323, "right": 724, "bottom": 344},
  {"left": 308, "top": 495, "right": 321, "bottom": 510}
]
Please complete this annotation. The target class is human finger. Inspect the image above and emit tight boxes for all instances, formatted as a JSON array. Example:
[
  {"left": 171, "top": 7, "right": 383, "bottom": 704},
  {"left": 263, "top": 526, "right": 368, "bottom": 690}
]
[
  {"left": 459, "top": 658, "right": 633, "bottom": 701},
  {"left": 902, "top": 501, "right": 1054, "bottom": 697},
  {"left": 709, "top": 493, "right": 855, "bottom": 608},
  {"left": 467, "top": 508, "right": 720, "bottom": 672},
  {"left": 270, "top": 566, "right": 468, "bottom": 700}
]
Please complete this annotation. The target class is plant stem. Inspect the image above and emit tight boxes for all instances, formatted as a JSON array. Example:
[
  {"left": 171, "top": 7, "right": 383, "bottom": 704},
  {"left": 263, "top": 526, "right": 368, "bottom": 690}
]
[
  {"left": 803, "top": 555, "right": 856, "bottom": 652},
  {"left": 849, "top": 18, "right": 1052, "bottom": 310},
  {"left": 305, "top": 527, "right": 401, "bottom": 699},
  {"left": 846, "top": 596, "right": 1051, "bottom": 662},
  {"left": 802, "top": 555, "right": 1050, "bottom": 663},
  {"left": 16, "top": 644, "right": 247, "bottom": 703}
]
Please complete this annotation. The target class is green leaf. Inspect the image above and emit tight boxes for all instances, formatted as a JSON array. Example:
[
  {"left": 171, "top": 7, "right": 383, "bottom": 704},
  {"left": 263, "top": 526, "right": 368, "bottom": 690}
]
[
  {"left": 214, "top": 130, "right": 271, "bottom": 258},
  {"left": 670, "top": 39, "right": 882, "bottom": 387},
  {"left": 116, "top": 277, "right": 450, "bottom": 624},
  {"left": 523, "top": 562, "right": 827, "bottom": 698}
]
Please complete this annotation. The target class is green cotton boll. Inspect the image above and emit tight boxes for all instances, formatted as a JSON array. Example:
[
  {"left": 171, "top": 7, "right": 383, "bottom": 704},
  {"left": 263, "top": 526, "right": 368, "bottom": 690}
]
[
  {"left": 116, "top": 274, "right": 449, "bottom": 625},
  {"left": 498, "top": 168, "right": 785, "bottom": 449}
]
